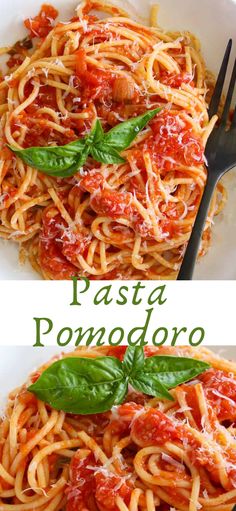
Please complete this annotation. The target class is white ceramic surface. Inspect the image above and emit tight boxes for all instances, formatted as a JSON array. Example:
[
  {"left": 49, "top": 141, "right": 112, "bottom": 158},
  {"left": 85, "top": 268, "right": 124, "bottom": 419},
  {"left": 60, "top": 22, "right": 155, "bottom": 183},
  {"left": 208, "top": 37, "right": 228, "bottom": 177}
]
[
  {"left": 0, "top": 345, "right": 235, "bottom": 413},
  {"left": 0, "top": 0, "right": 235, "bottom": 279}
]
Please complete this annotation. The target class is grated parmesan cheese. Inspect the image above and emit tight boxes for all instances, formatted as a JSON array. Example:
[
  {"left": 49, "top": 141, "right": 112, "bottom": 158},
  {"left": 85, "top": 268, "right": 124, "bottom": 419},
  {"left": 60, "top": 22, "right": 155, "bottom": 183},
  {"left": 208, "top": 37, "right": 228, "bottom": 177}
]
[
  {"left": 161, "top": 452, "right": 185, "bottom": 471},
  {"left": 211, "top": 389, "right": 235, "bottom": 406}
]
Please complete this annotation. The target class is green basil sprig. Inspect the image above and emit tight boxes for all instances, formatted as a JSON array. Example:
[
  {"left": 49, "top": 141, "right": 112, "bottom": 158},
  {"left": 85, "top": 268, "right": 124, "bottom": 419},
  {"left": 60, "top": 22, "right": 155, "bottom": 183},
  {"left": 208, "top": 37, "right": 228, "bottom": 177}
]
[
  {"left": 8, "top": 108, "right": 161, "bottom": 178},
  {"left": 28, "top": 348, "right": 209, "bottom": 414}
]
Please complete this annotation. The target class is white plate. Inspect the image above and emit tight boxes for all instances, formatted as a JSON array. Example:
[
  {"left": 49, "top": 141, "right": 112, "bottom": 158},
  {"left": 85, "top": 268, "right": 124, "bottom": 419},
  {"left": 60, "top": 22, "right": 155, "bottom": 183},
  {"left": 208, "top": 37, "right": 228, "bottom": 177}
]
[
  {"left": 0, "top": 345, "right": 235, "bottom": 413},
  {"left": 0, "top": 0, "right": 235, "bottom": 280}
]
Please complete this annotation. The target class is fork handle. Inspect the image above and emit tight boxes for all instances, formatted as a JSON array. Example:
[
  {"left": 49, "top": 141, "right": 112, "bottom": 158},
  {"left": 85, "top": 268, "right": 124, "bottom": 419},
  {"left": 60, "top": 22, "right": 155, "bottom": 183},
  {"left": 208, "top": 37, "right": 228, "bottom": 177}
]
[{"left": 177, "top": 174, "right": 219, "bottom": 280}]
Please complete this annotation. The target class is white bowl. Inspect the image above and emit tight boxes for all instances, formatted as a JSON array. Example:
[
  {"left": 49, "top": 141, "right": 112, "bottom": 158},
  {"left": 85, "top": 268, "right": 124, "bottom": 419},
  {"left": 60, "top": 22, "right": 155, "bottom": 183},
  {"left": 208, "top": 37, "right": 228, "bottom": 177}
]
[{"left": 0, "top": 0, "right": 235, "bottom": 279}]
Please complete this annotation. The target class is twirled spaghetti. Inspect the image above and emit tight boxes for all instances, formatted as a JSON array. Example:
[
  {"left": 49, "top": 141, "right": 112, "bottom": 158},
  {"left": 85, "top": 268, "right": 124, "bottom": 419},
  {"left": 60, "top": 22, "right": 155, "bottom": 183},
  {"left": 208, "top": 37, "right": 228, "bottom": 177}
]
[
  {"left": 0, "top": 346, "right": 236, "bottom": 511},
  {"left": 0, "top": 2, "right": 226, "bottom": 279}
]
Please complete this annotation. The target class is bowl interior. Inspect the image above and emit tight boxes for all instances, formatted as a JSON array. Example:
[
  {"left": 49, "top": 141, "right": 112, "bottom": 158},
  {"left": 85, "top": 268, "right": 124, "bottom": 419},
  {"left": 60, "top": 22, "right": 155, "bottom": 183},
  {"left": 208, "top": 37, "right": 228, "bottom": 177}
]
[{"left": 0, "top": 0, "right": 235, "bottom": 279}]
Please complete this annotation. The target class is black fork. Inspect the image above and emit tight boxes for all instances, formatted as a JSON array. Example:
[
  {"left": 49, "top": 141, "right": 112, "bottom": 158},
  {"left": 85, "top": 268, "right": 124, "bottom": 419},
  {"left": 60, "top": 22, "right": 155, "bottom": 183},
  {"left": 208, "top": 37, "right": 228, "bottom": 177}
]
[{"left": 177, "top": 40, "right": 236, "bottom": 280}]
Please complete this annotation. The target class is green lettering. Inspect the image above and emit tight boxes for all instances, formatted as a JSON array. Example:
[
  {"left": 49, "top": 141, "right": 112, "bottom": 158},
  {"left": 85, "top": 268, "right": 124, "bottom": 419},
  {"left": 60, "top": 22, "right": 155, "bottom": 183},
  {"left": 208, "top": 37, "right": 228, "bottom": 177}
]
[
  {"left": 75, "top": 326, "right": 105, "bottom": 346},
  {"left": 132, "top": 282, "right": 145, "bottom": 305},
  {"left": 33, "top": 317, "right": 53, "bottom": 347},
  {"left": 108, "top": 327, "right": 125, "bottom": 346},
  {"left": 147, "top": 285, "right": 167, "bottom": 306},
  {"left": 70, "top": 276, "right": 90, "bottom": 306},
  {"left": 171, "top": 326, "right": 187, "bottom": 345},
  {"left": 94, "top": 285, "right": 112, "bottom": 305},
  {"left": 189, "top": 327, "right": 205, "bottom": 346},
  {"left": 57, "top": 327, "right": 73, "bottom": 346},
  {"left": 127, "top": 308, "right": 152, "bottom": 346},
  {"left": 152, "top": 327, "right": 168, "bottom": 346}
]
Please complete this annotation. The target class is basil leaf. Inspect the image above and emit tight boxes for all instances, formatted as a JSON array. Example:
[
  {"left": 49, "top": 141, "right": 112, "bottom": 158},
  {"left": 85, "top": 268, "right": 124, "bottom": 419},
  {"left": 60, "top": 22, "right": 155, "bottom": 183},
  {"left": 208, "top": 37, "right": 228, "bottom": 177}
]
[
  {"left": 142, "top": 356, "right": 210, "bottom": 389},
  {"left": 8, "top": 109, "right": 161, "bottom": 176},
  {"left": 130, "top": 374, "right": 174, "bottom": 401},
  {"left": 9, "top": 143, "right": 89, "bottom": 177},
  {"left": 123, "top": 347, "right": 144, "bottom": 377},
  {"left": 103, "top": 108, "right": 161, "bottom": 151},
  {"left": 90, "top": 119, "right": 104, "bottom": 144},
  {"left": 28, "top": 356, "right": 127, "bottom": 414},
  {"left": 91, "top": 144, "right": 126, "bottom": 164},
  {"left": 65, "top": 138, "right": 89, "bottom": 151},
  {"left": 28, "top": 350, "right": 211, "bottom": 415}
]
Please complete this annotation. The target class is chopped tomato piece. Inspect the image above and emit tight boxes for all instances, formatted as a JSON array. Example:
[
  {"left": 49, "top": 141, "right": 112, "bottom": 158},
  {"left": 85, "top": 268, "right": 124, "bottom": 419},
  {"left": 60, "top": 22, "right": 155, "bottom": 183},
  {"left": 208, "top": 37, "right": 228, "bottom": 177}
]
[
  {"left": 178, "top": 384, "right": 203, "bottom": 428},
  {"left": 106, "top": 402, "right": 143, "bottom": 436},
  {"left": 200, "top": 369, "right": 236, "bottom": 421},
  {"left": 131, "top": 408, "right": 182, "bottom": 446},
  {"left": 149, "top": 111, "right": 204, "bottom": 168},
  {"left": 79, "top": 67, "right": 113, "bottom": 88},
  {"left": 95, "top": 472, "right": 132, "bottom": 511},
  {"left": 117, "top": 402, "right": 143, "bottom": 420},
  {"left": 39, "top": 207, "right": 92, "bottom": 277},
  {"left": 66, "top": 451, "right": 96, "bottom": 511},
  {"left": 160, "top": 71, "right": 194, "bottom": 88},
  {"left": 24, "top": 4, "right": 58, "bottom": 39},
  {"left": 61, "top": 225, "right": 91, "bottom": 266},
  {"left": 39, "top": 208, "right": 79, "bottom": 279},
  {"left": 75, "top": 48, "right": 88, "bottom": 77},
  {"left": 90, "top": 189, "right": 133, "bottom": 219},
  {"left": 106, "top": 346, "right": 127, "bottom": 361},
  {"left": 90, "top": 189, "right": 156, "bottom": 240},
  {"left": 7, "top": 55, "right": 24, "bottom": 68},
  {"left": 30, "top": 371, "right": 41, "bottom": 383},
  {"left": 74, "top": 52, "right": 115, "bottom": 103},
  {"left": 80, "top": 172, "right": 105, "bottom": 193},
  {"left": 67, "top": 451, "right": 132, "bottom": 511}
]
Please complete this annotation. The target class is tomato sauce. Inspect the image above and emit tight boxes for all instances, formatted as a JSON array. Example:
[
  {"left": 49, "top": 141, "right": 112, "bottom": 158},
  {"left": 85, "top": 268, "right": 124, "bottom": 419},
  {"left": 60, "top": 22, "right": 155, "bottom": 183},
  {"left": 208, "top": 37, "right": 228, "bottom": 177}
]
[
  {"left": 69, "top": 110, "right": 205, "bottom": 245},
  {"left": 30, "top": 84, "right": 58, "bottom": 111},
  {"left": 0, "top": 479, "right": 11, "bottom": 491},
  {"left": 187, "top": 431, "right": 235, "bottom": 488},
  {"left": 178, "top": 369, "right": 236, "bottom": 488},
  {"left": 65, "top": 365, "right": 236, "bottom": 511},
  {"left": 18, "top": 390, "right": 38, "bottom": 407}
]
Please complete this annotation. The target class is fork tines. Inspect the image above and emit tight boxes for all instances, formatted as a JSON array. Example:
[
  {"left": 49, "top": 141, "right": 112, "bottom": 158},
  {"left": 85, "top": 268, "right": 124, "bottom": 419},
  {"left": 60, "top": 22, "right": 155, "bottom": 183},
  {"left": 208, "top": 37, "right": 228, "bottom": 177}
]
[{"left": 208, "top": 39, "right": 236, "bottom": 125}]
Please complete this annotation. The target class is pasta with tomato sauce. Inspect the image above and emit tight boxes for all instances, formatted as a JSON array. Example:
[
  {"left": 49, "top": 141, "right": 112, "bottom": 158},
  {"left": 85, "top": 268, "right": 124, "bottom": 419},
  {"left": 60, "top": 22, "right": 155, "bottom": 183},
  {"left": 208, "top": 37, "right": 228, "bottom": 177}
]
[
  {"left": 0, "top": 1, "right": 226, "bottom": 279},
  {"left": 0, "top": 346, "right": 236, "bottom": 511}
]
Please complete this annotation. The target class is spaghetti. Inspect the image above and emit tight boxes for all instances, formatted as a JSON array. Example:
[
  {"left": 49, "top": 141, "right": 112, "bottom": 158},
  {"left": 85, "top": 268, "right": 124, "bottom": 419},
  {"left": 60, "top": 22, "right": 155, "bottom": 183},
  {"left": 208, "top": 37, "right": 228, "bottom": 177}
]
[
  {"left": 0, "top": 2, "right": 226, "bottom": 279},
  {"left": 0, "top": 346, "right": 236, "bottom": 511}
]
